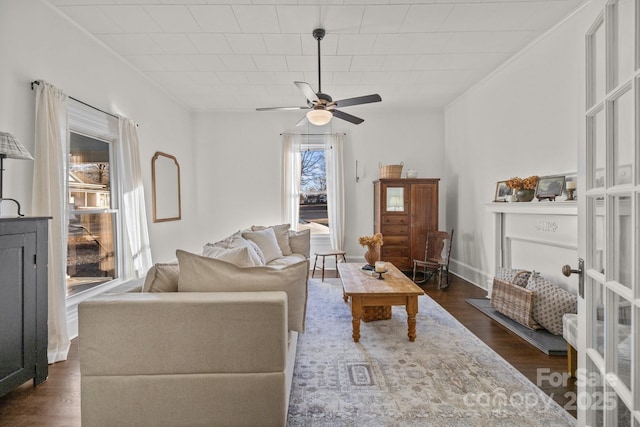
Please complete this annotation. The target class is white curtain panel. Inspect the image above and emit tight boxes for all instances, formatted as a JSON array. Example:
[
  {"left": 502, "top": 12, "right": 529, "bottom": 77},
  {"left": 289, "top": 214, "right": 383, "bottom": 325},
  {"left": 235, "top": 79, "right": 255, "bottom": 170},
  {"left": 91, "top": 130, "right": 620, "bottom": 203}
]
[
  {"left": 32, "top": 81, "right": 70, "bottom": 364},
  {"left": 117, "top": 118, "right": 152, "bottom": 278},
  {"left": 325, "top": 134, "right": 345, "bottom": 251},
  {"left": 282, "top": 134, "right": 301, "bottom": 230}
]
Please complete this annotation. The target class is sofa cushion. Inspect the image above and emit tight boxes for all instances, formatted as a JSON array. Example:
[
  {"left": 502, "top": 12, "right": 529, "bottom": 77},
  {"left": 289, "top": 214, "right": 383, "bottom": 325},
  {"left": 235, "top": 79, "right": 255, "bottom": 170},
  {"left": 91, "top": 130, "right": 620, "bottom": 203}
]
[
  {"left": 252, "top": 224, "right": 292, "bottom": 256},
  {"left": 526, "top": 273, "right": 577, "bottom": 335},
  {"left": 288, "top": 229, "right": 310, "bottom": 258},
  {"left": 143, "top": 262, "right": 180, "bottom": 293},
  {"left": 176, "top": 250, "right": 308, "bottom": 332},
  {"left": 242, "top": 228, "right": 283, "bottom": 263},
  {"left": 267, "top": 253, "right": 307, "bottom": 267},
  {"left": 201, "top": 245, "right": 263, "bottom": 267}
]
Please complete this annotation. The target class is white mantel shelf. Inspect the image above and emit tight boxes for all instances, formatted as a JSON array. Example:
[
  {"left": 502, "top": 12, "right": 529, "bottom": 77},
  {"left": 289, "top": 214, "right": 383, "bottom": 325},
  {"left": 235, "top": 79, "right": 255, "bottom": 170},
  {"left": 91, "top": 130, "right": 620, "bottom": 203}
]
[{"left": 486, "top": 201, "right": 578, "bottom": 215}]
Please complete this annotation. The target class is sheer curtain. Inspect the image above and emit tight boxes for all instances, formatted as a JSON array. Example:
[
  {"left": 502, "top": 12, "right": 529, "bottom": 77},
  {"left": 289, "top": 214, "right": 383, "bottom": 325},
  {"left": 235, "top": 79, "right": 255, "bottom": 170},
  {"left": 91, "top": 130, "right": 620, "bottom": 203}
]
[
  {"left": 117, "top": 117, "right": 152, "bottom": 278},
  {"left": 282, "top": 134, "right": 301, "bottom": 229},
  {"left": 32, "top": 81, "right": 70, "bottom": 363},
  {"left": 325, "top": 134, "right": 345, "bottom": 250}
]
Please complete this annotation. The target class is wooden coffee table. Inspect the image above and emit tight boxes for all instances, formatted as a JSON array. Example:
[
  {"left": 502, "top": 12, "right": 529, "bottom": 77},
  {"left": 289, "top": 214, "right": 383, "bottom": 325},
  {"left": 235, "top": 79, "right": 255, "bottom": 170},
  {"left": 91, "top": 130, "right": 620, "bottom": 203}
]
[{"left": 337, "top": 262, "right": 425, "bottom": 342}]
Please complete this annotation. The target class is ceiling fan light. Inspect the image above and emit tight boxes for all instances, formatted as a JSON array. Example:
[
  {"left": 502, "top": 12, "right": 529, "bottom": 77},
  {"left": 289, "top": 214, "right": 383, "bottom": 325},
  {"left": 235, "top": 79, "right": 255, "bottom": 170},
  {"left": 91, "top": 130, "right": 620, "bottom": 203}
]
[{"left": 306, "top": 109, "right": 332, "bottom": 126}]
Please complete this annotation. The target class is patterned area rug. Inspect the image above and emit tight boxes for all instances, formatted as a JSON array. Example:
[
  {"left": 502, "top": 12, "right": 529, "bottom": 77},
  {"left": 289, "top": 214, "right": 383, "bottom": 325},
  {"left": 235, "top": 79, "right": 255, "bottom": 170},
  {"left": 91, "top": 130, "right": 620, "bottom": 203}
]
[{"left": 287, "top": 279, "right": 576, "bottom": 426}]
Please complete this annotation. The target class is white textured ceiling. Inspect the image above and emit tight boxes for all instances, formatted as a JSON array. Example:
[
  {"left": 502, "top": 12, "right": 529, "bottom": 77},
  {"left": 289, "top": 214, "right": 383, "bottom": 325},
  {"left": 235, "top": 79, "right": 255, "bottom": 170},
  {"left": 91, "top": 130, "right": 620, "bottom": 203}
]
[{"left": 49, "top": 0, "right": 585, "bottom": 115}]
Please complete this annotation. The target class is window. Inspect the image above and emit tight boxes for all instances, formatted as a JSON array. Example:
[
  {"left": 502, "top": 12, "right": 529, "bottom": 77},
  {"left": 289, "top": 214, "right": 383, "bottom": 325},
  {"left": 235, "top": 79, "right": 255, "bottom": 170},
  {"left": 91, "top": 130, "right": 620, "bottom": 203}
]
[
  {"left": 66, "top": 102, "right": 121, "bottom": 297},
  {"left": 298, "top": 145, "right": 329, "bottom": 235},
  {"left": 283, "top": 132, "right": 344, "bottom": 251}
]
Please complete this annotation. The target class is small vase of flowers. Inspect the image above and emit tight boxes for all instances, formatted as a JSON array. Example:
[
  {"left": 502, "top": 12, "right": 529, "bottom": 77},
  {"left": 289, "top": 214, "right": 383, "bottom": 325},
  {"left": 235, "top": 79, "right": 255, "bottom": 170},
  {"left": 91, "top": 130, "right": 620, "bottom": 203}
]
[
  {"left": 359, "top": 233, "right": 384, "bottom": 267},
  {"left": 507, "top": 176, "right": 539, "bottom": 202}
]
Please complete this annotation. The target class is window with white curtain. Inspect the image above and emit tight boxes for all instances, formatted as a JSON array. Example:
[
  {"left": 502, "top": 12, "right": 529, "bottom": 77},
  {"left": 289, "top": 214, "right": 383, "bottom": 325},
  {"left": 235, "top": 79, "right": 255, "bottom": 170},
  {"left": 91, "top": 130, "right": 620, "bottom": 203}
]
[
  {"left": 66, "top": 100, "right": 122, "bottom": 297},
  {"left": 283, "top": 133, "right": 345, "bottom": 251}
]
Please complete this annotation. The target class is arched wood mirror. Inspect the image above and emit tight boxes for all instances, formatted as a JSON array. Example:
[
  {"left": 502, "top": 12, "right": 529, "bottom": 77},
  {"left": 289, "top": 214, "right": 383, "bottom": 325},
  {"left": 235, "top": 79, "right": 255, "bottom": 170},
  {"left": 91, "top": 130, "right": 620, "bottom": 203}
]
[{"left": 152, "top": 152, "right": 181, "bottom": 222}]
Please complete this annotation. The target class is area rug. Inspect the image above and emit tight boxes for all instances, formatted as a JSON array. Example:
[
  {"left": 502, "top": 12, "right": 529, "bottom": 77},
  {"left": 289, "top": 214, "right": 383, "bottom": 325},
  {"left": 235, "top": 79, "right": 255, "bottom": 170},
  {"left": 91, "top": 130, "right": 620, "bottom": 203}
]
[
  {"left": 466, "top": 298, "right": 567, "bottom": 356},
  {"left": 287, "top": 279, "right": 575, "bottom": 426}
]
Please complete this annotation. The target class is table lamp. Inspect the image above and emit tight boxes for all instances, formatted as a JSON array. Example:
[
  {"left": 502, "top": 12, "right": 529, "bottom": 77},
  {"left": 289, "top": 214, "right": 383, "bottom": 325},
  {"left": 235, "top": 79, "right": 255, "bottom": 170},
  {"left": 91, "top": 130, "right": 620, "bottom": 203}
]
[{"left": 0, "top": 131, "right": 34, "bottom": 216}]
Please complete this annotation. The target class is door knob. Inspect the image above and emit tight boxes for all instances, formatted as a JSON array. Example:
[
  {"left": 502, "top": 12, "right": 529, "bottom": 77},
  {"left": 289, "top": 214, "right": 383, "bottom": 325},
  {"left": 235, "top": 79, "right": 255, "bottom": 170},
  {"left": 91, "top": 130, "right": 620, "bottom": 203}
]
[
  {"left": 562, "top": 265, "right": 581, "bottom": 276},
  {"left": 562, "top": 258, "right": 584, "bottom": 298}
]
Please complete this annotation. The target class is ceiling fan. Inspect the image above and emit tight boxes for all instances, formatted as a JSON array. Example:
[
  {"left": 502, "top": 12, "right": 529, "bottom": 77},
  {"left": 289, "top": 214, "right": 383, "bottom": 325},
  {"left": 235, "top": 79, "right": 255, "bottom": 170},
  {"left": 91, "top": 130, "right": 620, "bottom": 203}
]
[{"left": 256, "top": 28, "right": 382, "bottom": 126}]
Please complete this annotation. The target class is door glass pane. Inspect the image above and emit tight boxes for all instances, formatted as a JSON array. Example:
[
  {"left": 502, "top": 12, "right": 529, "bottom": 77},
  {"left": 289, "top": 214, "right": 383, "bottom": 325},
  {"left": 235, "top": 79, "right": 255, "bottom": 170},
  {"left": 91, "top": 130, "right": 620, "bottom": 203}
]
[
  {"left": 611, "top": 194, "right": 632, "bottom": 288},
  {"left": 612, "top": 293, "right": 632, "bottom": 390},
  {"left": 591, "top": 278, "right": 606, "bottom": 357},
  {"left": 588, "top": 18, "right": 606, "bottom": 106},
  {"left": 386, "top": 187, "right": 404, "bottom": 212},
  {"left": 613, "top": 392, "right": 632, "bottom": 426},
  {"left": 588, "top": 107, "right": 606, "bottom": 188},
  {"left": 612, "top": 0, "right": 635, "bottom": 85},
  {"left": 585, "top": 358, "right": 604, "bottom": 425},
  {"left": 590, "top": 197, "right": 606, "bottom": 274},
  {"left": 612, "top": 88, "right": 634, "bottom": 186}
]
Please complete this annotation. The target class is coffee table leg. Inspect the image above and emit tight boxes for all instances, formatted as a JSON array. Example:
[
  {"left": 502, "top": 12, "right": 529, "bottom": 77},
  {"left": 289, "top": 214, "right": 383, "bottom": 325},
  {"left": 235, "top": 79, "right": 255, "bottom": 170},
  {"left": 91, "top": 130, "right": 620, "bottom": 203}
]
[
  {"left": 406, "top": 296, "right": 418, "bottom": 342},
  {"left": 351, "top": 297, "right": 362, "bottom": 342}
]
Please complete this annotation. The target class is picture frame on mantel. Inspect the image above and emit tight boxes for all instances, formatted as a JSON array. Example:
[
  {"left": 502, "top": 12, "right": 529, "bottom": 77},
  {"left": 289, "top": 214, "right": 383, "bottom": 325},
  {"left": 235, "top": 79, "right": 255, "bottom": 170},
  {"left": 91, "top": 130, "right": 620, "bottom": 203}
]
[
  {"left": 535, "top": 175, "right": 565, "bottom": 201},
  {"left": 494, "top": 180, "right": 513, "bottom": 202}
]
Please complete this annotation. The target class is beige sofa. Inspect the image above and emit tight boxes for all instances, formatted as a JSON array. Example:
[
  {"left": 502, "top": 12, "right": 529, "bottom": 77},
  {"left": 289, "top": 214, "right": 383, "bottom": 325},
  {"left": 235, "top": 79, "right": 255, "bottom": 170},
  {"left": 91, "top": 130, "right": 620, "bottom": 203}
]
[{"left": 79, "top": 225, "right": 309, "bottom": 427}]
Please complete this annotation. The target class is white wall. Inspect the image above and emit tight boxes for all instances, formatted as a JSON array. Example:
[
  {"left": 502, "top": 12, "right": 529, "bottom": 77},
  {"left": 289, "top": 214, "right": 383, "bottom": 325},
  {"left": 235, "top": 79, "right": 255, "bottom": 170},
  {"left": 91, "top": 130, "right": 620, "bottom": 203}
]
[
  {"left": 192, "top": 108, "right": 445, "bottom": 261},
  {"left": 0, "top": 0, "right": 197, "bottom": 263},
  {"left": 444, "top": 4, "right": 593, "bottom": 288}
]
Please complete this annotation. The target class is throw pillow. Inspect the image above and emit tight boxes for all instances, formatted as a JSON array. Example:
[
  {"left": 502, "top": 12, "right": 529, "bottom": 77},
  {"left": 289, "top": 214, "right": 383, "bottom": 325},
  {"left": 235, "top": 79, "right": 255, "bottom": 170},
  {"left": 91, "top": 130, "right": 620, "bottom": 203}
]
[
  {"left": 245, "top": 239, "right": 266, "bottom": 265},
  {"left": 288, "top": 229, "right": 311, "bottom": 258},
  {"left": 242, "top": 227, "right": 283, "bottom": 263},
  {"left": 142, "top": 262, "right": 180, "bottom": 292},
  {"left": 201, "top": 245, "right": 262, "bottom": 267},
  {"left": 229, "top": 232, "right": 266, "bottom": 264},
  {"left": 251, "top": 224, "right": 292, "bottom": 256},
  {"left": 526, "top": 273, "right": 577, "bottom": 335},
  {"left": 176, "top": 250, "right": 308, "bottom": 332},
  {"left": 496, "top": 267, "right": 531, "bottom": 287},
  {"left": 208, "top": 232, "right": 237, "bottom": 249}
]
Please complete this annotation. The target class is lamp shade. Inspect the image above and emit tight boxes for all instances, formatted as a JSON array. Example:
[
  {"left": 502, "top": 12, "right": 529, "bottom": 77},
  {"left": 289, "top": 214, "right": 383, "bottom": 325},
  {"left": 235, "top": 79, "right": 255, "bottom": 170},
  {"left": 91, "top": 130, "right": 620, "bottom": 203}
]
[
  {"left": 0, "top": 132, "right": 33, "bottom": 160},
  {"left": 306, "top": 109, "right": 332, "bottom": 126}
]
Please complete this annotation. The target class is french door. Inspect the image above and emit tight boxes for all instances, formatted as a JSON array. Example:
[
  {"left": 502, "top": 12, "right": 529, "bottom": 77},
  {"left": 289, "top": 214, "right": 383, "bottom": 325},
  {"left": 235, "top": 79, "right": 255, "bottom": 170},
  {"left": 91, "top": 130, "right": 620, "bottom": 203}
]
[{"left": 580, "top": 0, "right": 639, "bottom": 424}]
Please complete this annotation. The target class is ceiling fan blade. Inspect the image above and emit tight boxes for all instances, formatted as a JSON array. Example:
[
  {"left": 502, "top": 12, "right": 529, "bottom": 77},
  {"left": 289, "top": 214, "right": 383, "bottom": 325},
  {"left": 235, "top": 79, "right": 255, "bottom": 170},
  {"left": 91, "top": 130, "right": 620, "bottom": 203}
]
[
  {"left": 294, "top": 81, "right": 319, "bottom": 103},
  {"left": 256, "top": 106, "right": 309, "bottom": 111},
  {"left": 332, "top": 109, "right": 364, "bottom": 125},
  {"left": 333, "top": 94, "right": 382, "bottom": 108}
]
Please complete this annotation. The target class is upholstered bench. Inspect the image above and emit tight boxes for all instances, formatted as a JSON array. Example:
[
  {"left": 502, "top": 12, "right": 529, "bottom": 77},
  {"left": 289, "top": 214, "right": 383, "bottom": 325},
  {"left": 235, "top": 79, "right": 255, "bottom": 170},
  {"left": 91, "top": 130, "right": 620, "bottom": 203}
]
[{"left": 562, "top": 313, "right": 578, "bottom": 377}]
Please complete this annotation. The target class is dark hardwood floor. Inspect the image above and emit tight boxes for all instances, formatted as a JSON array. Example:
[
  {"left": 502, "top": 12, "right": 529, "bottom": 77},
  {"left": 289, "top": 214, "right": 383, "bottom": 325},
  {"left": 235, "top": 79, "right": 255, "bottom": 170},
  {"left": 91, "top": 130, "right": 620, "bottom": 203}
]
[{"left": 0, "top": 272, "right": 576, "bottom": 425}]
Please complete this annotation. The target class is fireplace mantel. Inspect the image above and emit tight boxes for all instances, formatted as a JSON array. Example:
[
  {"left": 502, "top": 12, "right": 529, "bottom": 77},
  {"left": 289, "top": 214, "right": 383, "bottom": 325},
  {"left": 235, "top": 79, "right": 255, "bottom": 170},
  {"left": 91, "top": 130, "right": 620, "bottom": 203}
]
[
  {"left": 485, "top": 201, "right": 578, "bottom": 296},
  {"left": 486, "top": 201, "right": 577, "bottom": 215}
]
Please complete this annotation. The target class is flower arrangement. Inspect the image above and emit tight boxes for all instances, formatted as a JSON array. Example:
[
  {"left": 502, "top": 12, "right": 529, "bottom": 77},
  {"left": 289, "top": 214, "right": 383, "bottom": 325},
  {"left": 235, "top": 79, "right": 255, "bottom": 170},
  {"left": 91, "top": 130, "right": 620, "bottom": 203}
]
[
  {"left": 506, "top": 176, "right": 539, "bottom": 190},
  {"left": 359, "top": 233, "right": 384, "bottom": 249}
]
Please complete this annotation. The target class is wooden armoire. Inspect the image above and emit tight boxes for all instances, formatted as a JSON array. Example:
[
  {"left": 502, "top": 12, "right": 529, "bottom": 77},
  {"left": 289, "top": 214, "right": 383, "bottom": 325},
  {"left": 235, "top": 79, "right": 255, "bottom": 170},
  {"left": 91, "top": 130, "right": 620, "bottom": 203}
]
[{"left": 373, "top": 178, "right": 439, "bottom": 271}]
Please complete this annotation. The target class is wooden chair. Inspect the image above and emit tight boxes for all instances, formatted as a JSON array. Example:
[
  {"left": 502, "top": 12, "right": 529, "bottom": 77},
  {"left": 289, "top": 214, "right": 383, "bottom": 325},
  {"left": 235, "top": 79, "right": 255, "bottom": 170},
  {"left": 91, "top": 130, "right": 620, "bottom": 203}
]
[{"left": 412, "top": 229, "right": 454, "bottom": 289}]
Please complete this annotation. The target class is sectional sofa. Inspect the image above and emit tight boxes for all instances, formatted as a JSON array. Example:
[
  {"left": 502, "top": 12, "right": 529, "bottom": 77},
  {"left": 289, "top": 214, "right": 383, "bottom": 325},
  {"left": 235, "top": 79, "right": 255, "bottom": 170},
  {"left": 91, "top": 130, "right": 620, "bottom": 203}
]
[{"left": 79, "top": 225, "right": 310, "bottom": 426}]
